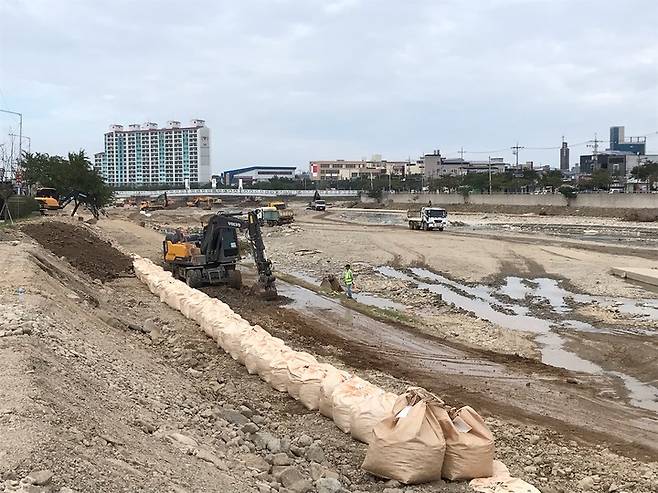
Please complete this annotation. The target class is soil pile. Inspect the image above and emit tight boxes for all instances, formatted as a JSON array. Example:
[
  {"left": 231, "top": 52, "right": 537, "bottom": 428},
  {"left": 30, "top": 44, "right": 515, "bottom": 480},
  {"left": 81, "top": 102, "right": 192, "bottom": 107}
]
[{"left": 22, "top": 221, "right": 133, "bottom": 281}]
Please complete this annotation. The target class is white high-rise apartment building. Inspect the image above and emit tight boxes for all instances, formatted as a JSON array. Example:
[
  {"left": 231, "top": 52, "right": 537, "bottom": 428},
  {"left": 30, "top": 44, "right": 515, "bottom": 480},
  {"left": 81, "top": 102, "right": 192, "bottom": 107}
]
[{"left": 94, "top": 119, "right": 210, "bottom": 186}]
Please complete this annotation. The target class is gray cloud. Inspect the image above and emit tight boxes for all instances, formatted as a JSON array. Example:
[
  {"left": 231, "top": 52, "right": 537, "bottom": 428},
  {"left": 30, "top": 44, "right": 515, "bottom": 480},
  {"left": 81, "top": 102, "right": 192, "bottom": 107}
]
[{"left": 1, "top": 0, "right": 657, "bottom": 172}]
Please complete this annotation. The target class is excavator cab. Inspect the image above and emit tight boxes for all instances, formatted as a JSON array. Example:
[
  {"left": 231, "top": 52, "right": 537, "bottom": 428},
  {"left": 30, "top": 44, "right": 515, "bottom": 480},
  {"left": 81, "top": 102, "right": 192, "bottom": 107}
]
[
  {"left": 35, "top": 188, "right": 60, "bottom": 210},
  {"left": 163, "top": 211, "right": 276, "bottom": 298}
]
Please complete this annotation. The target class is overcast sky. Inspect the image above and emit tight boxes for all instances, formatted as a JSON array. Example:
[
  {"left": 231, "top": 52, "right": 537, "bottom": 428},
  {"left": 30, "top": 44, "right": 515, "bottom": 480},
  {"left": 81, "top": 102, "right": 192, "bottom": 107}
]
[{"left": 1, "top": 0, "right": 657, "bottom": 173}]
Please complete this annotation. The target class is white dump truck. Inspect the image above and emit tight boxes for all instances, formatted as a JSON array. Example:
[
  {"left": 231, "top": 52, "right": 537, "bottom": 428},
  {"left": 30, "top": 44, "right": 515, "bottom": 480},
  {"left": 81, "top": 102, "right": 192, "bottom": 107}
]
[{"left": 407, "top": 207, "right": 448, "bottom": 231}]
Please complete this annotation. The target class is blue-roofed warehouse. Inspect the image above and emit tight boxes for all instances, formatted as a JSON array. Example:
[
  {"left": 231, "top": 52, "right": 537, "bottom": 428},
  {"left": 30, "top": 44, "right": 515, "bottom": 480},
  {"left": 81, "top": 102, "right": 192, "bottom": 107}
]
[{"left": 220, "top": 166, "right": 297, "bottom": 186}]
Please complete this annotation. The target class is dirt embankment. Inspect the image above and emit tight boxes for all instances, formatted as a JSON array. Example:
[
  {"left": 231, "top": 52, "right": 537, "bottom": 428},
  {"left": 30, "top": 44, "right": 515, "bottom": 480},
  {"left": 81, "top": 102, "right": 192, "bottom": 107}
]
[{"left": 22, "top": 221, "right": 133, "bottom": 281}]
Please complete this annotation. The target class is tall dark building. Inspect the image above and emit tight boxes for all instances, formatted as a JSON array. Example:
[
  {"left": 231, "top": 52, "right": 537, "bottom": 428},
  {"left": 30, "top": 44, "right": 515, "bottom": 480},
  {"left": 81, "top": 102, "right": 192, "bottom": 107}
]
[
  {"left": 609, "top": 126, "right": 646, "bottom": 155},
  {"left": 559, "top": 141, "right": 570, "bottom": 171}
]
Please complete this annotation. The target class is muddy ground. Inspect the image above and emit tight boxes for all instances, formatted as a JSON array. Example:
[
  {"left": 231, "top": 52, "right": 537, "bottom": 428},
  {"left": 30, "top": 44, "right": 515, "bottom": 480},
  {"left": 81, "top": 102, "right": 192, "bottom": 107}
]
[{"left": 2, "top": 210, "right": 657, "bottom": 492}]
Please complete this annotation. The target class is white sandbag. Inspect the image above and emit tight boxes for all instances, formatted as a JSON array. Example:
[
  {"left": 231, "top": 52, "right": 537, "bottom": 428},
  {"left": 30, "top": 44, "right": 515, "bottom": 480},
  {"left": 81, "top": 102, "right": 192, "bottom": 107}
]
[
  {"left": 197, "top": 302, "right": 236, "bottom": 341},
  {"left": 180, "top": 291, "right": 211, "bottom": 320},
  {"left": 214, "top": 313, "right": 252, "bottom": 348},
  {"left": 350, "top": 391, "right": 398, "bottom": 444},
  {"left": 197, "top": 298, "right": 234, "bottom": 326},
  {"left": 236, "top": 325, "right": 272, "bottom": 365},
  {"left": 437, "top": 406, "right": 495, "bottom": 480},
  {"left": 319, "top": 368, "right": 351, "bottom": 419},
  {"left": 289, "top": 363, "right": 334, "bottom": 411},
  {"left": 160, "top": 281, "right": 189, "bottom": 310},
  {"left": 470, "top": 461, "right": 541, "bottom": 493},
  {"left": 284, "top": 355, "right": 322, "bottom": 399},
  {"left": 256, "top": 343, "right": 295, "bottom": 384},
  {"left": 331, "top": 376, "right": 381, "bottom": 433},
  {"left": 361, "top": 387, "right": 447, "bottom": 484},
  {"left": 222, "top": 324, "right": 268, "bottom": 363},
  {"left": 265, "top": 350, "right": 315, "bottom": 392},
  {"left": 244, "top": 336, "right": 288, "bottom": 375},
  {"left": 148, "top": 274, "right": 174, "bottom": 295}
]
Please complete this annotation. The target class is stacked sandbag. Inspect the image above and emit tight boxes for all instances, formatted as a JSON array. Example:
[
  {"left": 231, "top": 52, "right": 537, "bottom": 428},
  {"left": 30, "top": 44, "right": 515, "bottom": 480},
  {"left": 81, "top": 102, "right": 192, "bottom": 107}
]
[
  {"left": 319, "top": 368, "right": 351, "bottom": 419},
  {"left": 350, "top": 391, "right": 398, "bottom": 444},
  {"left": 197, "top": 300, "right": 233, "bottom": 340},
  {"left": 268, "top": 351, "right": 317, "bottom": 392},
  {"left": 244, "top": 336, "right": 288, "bottom": 375},
  {"left": 437, "top": 406, "right": 494, "bottom": 480},
  {"left": 160, "top": 280, "right": 190, "bottom": 311},
  {"left": 362, "top": 387, "right": 448, "bottom": 484},
  {"left": 331, "top": 376, "right": 382, "bottom": 433},
  {"left": 235, "top": 325, "right": 272, "bottom": 364},
  {"left": 290, "top": 363, "right": 334, "bottom": 411},
  {"left": 222, "top": 323, "right": 266, "bottom": 362},
  {"left": 180, "top": 290, "right": 211, "bottom": 320}
]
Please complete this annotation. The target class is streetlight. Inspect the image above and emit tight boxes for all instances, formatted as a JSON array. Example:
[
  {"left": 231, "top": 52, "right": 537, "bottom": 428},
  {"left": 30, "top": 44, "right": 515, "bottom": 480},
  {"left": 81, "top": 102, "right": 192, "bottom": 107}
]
[{"left": 0, "top": 109, "right": 23, "bottom": 174}]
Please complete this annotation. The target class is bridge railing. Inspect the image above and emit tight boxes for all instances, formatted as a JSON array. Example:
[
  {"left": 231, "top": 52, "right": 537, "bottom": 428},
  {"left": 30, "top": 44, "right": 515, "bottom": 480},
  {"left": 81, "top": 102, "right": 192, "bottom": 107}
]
[{"left": 113, "top": 188, "right": 360, "bottom": 198}]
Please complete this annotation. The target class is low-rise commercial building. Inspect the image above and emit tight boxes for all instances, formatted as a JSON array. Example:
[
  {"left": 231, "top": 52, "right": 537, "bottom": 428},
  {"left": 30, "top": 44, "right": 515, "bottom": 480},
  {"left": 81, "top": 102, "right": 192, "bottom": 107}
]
[
  {"left": 423, "top": 151, "right": 509, "bottom": 178},
  {"left": 309, "top": 156, "right": 407, "bottom": 181},
  {"left": 221, "top": 166, "right": 297, "bottom": 186}
]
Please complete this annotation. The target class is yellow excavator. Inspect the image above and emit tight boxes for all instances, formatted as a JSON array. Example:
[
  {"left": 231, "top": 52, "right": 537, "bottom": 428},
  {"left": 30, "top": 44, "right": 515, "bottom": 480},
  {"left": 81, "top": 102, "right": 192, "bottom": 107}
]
[
  {"left": 34, "top": 188, "right": 101, "bottom": 219},
  {"left": 163, "top": 211, "right": 277, "bottom": 298},
  {"left": 34, "top": 188, "right": 60, "bottom": 210}
]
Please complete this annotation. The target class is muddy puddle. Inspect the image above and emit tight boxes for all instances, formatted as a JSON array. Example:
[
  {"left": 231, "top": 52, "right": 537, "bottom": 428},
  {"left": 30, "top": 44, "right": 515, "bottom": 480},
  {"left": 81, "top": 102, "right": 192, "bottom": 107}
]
[
  {"left": 284, "top": 270, "right": 407, "bottom": 311},
  {"left": 276, "top": 281, "right": 505, "bottom": 379},
  {"left": 376, "top": 265, "right": 658, "bottom": 412}
]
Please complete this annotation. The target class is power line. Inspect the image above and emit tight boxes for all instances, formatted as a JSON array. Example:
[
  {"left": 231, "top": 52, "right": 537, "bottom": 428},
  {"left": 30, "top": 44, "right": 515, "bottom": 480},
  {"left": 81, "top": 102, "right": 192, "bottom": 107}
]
[{"left": 511, "top": 142, "right": 525, "bottom": 167}]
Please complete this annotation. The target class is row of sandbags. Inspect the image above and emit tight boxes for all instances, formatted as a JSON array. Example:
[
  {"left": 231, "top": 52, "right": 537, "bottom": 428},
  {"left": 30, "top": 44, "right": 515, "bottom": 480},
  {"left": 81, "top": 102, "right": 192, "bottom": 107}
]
[{"left": 132, "top": 256, "right": 495, "bottom": 484}]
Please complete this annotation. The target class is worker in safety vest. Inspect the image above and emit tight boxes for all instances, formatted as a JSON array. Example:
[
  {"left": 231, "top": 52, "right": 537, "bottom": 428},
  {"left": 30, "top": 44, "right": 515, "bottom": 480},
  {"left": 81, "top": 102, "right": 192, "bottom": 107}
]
[{"left": 343, "top": 264, "right": 354, "bottom": 299}]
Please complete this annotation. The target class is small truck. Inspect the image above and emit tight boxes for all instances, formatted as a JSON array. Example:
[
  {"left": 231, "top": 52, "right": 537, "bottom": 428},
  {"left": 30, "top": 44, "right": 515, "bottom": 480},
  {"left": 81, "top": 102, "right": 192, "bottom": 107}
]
[
  {"left": 407, "top": 207, "right": 448, "bottom": 231},
  {"left": 308, "top": 199, "right": 326, "bottom": 211}
]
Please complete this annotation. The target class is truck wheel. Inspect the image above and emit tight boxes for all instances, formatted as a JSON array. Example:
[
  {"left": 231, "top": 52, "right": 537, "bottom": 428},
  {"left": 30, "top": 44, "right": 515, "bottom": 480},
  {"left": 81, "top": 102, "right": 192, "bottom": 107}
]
[
  {"left": 408, "top": 222, "right": 414, "bottom": 230},
  {"left": 186, "top": 269, "right": 203, "bottom": 288},
  {"left": 422, "top": 222, "right": 428, "bottom": 231},
  {"left": 228, "top": 269, "right": 242, "bottom": 289},
  {"left": 438, "top": 227, "right": 444, "bottom": 232}
]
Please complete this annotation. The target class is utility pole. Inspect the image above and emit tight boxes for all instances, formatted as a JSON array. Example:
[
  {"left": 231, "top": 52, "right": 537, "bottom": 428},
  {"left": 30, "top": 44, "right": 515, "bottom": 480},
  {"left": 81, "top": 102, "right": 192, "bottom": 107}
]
[
  {"left": 587, "top": 132, "right": 601, "bottom": 172},
  {"left": 488, "top": 155, "right": 492, "bottom": 194},
  {"left": 0, "top": 109, "right": 22, "bottom": 177},
  {"left": 9, "top": 133, "right": 30, "bottom": 153},
  {"left": 458, "top": 147, "right": 465, "bottom": 160},
  {"left": 511, "top": 142, "right": 525, "bottom": 168}
]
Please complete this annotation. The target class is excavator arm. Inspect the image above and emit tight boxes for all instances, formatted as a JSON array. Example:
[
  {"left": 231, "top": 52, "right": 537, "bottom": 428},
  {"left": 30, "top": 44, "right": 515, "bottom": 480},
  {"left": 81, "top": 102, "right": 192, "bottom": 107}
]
[
  {"left": 59, "top": 191, "right": 101, "bottom": 220},
  {"left": 195, "top": 211, "right": 277, "bottom": 298},
  {"left": 245, "top": 211, "right": 277, "bottom": 298}
]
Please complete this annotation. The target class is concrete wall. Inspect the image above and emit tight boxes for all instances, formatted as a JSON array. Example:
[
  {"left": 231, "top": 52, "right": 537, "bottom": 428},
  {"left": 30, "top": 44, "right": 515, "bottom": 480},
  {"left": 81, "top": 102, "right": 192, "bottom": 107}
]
[{"left": 383, "top": 192, "right": 658, "bottom": 209}]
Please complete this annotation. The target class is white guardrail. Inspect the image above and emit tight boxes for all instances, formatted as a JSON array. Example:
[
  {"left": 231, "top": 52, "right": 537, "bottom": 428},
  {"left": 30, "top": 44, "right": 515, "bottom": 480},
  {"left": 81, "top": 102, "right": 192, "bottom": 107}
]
[{"left": 113, "top": 188, "right": 360, "bottom": 198}]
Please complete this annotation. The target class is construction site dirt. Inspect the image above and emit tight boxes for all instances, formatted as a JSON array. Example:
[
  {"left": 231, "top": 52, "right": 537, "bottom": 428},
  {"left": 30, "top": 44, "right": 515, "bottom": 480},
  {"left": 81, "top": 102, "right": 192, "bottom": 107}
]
[
  {"left": 22, "top": 221, "right": 133, "bottom": 282},
  {"left": 1, "top": 208, "right": 657, "bottom": 492}
]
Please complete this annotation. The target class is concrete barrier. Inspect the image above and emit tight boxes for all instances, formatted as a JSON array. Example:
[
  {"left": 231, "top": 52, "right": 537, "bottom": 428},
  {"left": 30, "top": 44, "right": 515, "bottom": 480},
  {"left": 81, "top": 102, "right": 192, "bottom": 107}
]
[{"left": 382, "top": 192, "right": 658, "bottom": 209}]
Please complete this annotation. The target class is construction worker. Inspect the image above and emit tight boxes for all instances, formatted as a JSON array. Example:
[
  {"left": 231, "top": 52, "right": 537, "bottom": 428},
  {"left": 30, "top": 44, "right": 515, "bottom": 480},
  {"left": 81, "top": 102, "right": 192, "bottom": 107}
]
[{"left": 343, "top": 264, "right": 354, "bottom": 299}]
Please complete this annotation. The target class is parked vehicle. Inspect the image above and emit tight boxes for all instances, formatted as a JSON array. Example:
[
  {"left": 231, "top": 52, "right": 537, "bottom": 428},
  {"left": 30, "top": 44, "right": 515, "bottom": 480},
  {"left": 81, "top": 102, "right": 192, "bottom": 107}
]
[
  {"left": 308, "top": 199, "right": 326, "bottom": 211},
  {"left": 407, "top": 207, "right": 448, "bottom": 231},
  {"left": 255, "top": 206, "right": 295, "bottom": 226}
]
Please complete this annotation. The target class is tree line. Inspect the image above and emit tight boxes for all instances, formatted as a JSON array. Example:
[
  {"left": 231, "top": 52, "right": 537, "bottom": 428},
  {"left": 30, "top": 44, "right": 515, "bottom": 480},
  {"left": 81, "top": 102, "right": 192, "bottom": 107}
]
[
  {"left": 21, "top": 151, "right": 113, "bottom": 206},
  {"left": 19, "top": 149, "right": 657, "bottom": 200}
]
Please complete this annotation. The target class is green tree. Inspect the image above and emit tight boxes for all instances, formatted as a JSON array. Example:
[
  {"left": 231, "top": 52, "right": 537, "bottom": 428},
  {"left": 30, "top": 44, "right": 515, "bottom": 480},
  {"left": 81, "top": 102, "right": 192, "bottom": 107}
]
[
  {"left": 539, "top": 170, "right": 564, "bottom": 189},
  {"left": 590, "top": 169, "right": 612, "bottom": 190},
  {"left": 631, "top": 160, "right": 658, "bottom": 190},
  {"left": 22, "top": 150, "right": 114, "bottom": 206}
]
